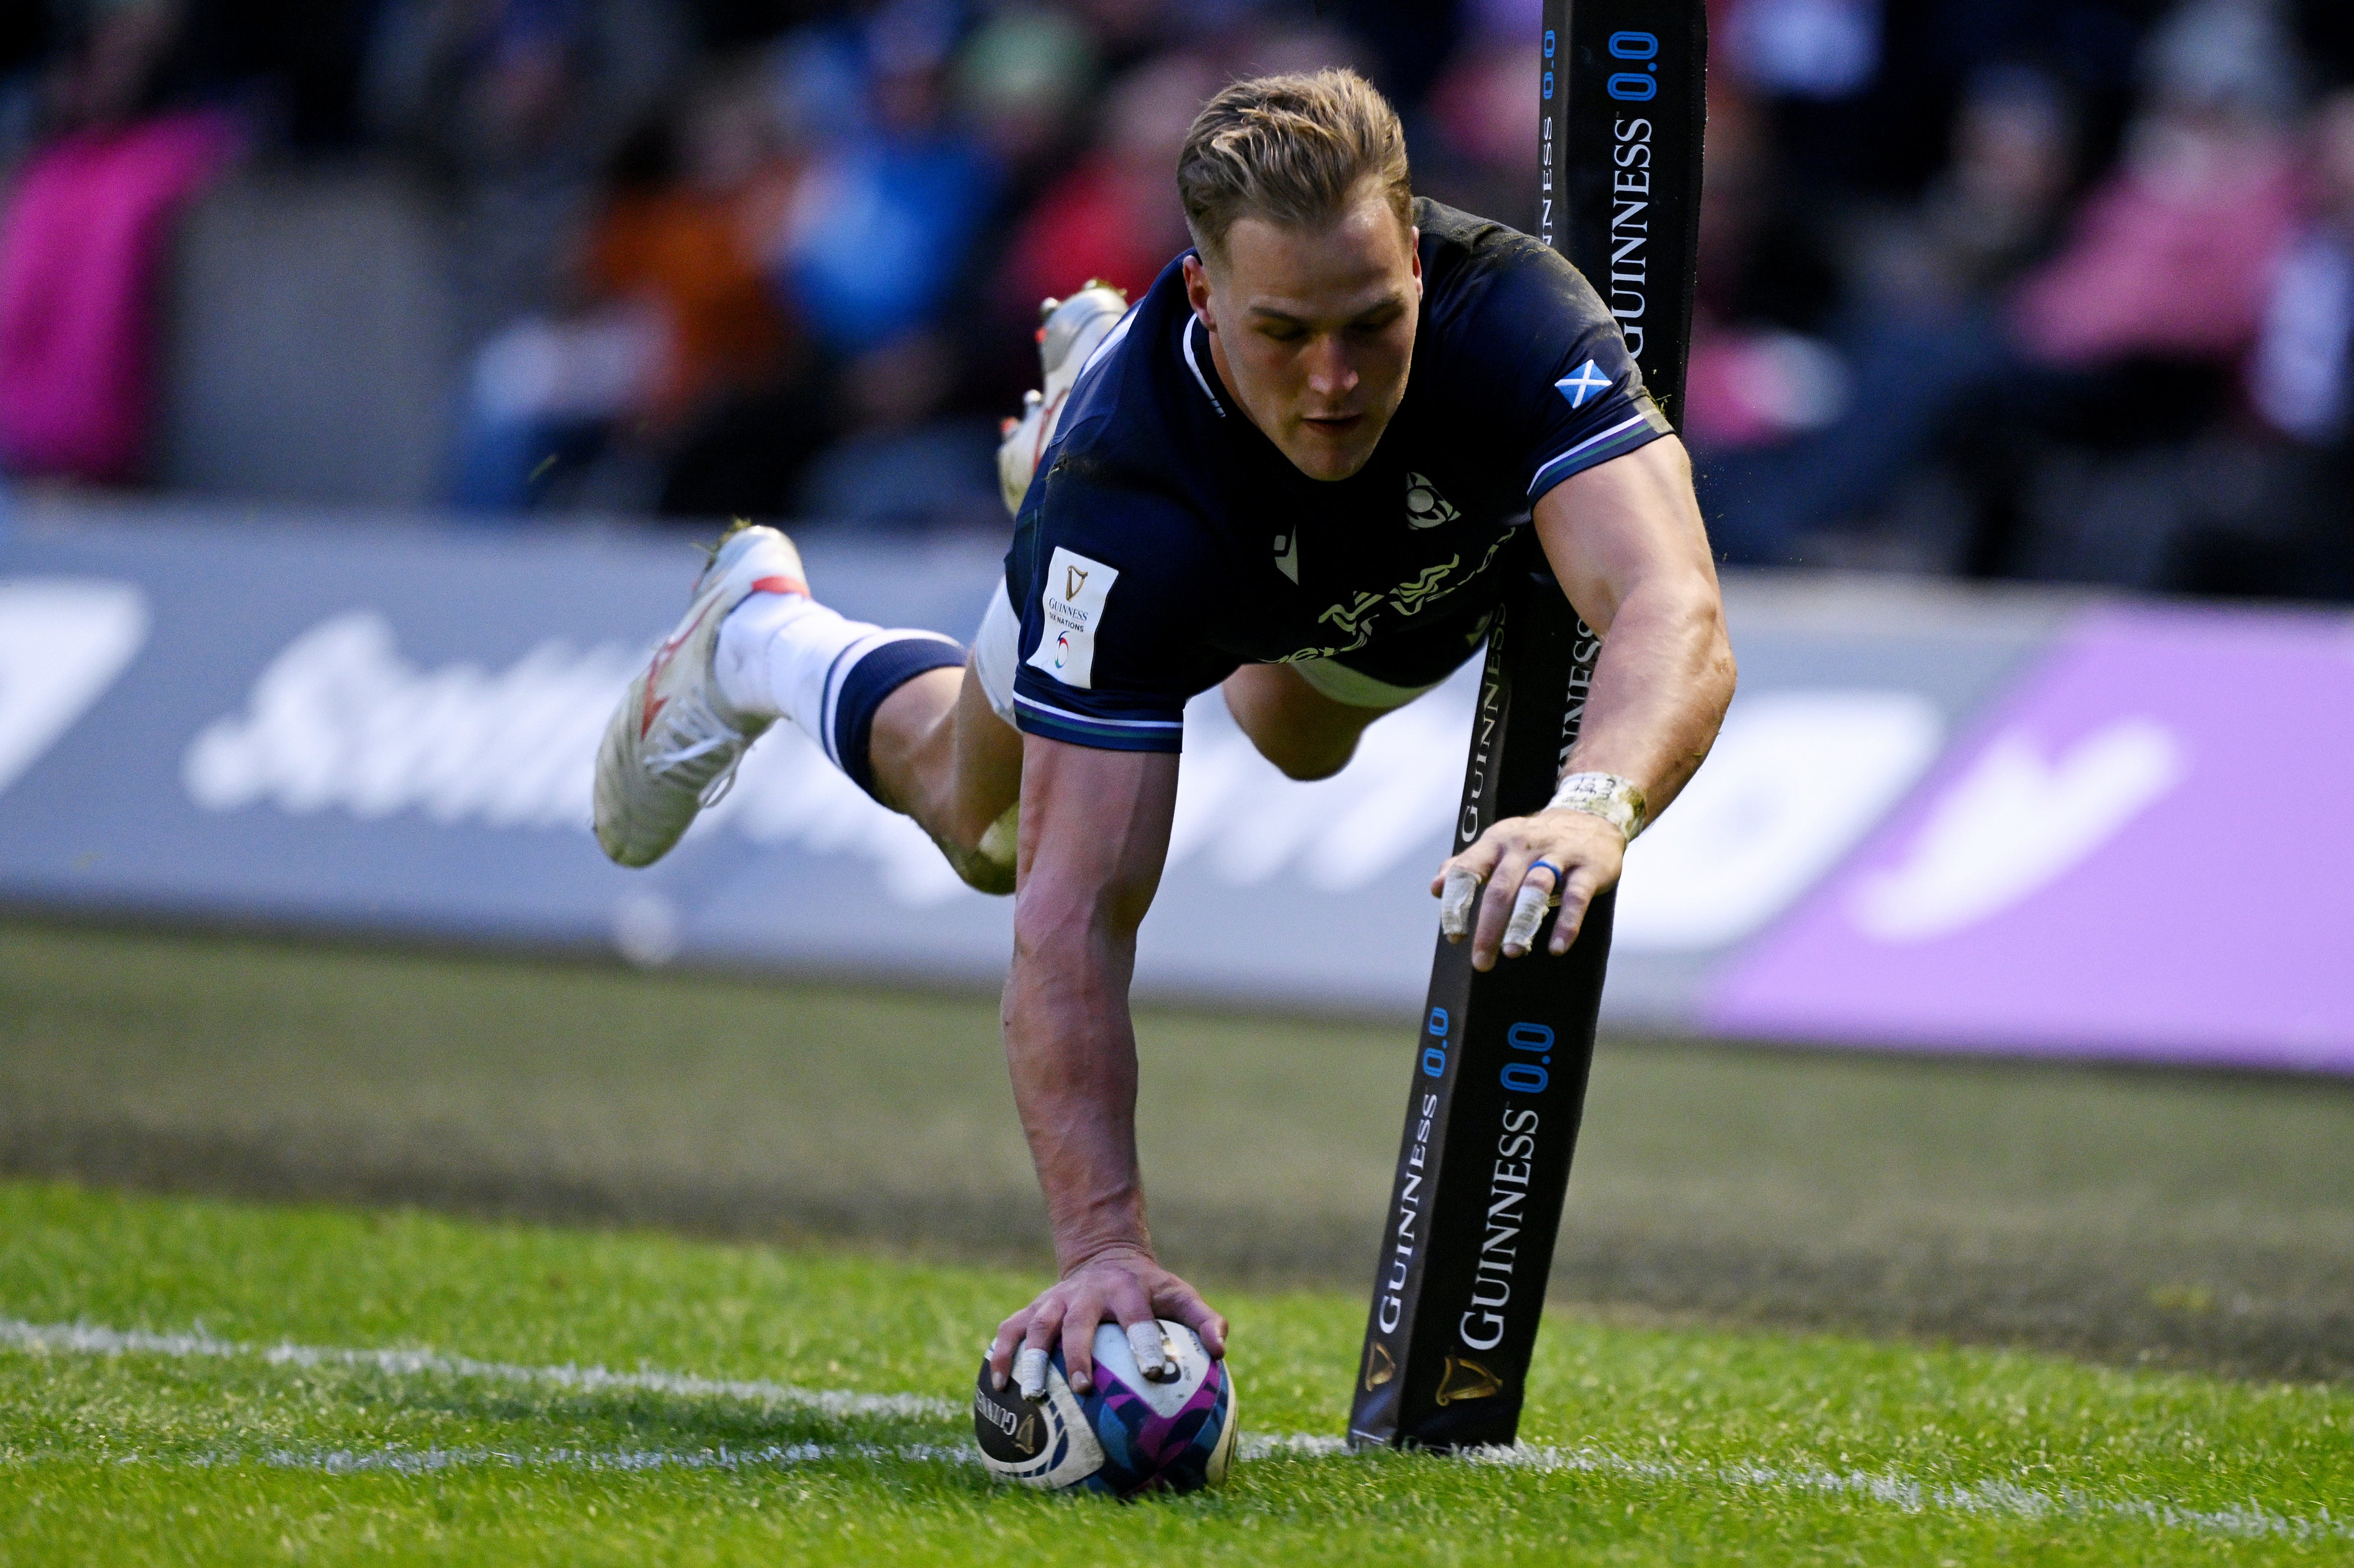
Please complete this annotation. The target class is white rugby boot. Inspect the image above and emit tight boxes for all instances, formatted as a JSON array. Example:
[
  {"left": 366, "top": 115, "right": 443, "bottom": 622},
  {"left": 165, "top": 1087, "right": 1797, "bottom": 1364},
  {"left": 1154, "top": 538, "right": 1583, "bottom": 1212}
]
[
  {"left": 594, "top": 524, "right": 808, "bottom": 867},
  {"left": 996, "top": 281, "right": 1130, "bottom": 515}
]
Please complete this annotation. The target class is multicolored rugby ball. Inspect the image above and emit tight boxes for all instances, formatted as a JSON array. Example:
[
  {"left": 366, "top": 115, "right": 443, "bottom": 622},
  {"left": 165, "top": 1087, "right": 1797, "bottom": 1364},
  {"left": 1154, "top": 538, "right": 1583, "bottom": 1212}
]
[{"left": 973, "top": 1320, "right": 1238, "bottom": 1498}]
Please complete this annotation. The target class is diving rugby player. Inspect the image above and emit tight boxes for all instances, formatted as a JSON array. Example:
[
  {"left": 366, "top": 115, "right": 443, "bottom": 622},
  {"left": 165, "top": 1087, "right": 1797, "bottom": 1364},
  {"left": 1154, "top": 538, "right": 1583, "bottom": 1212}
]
[{"left": 594, "top": 70, "right": 1734, "bottom": 1403}]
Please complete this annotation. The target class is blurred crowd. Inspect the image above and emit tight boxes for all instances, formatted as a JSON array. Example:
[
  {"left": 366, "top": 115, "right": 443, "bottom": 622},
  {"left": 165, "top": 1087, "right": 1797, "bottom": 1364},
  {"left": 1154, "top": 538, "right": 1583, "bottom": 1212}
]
[{"left": 0, "top": 0, "right": 2348, "bottom": 600}]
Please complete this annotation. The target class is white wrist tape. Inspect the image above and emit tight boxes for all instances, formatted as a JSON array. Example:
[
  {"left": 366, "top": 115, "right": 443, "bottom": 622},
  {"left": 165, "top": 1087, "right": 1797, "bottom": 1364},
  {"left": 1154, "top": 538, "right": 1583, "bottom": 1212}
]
[{"left": 1545, "top": 771, "right": 1648, "bottom": 841}]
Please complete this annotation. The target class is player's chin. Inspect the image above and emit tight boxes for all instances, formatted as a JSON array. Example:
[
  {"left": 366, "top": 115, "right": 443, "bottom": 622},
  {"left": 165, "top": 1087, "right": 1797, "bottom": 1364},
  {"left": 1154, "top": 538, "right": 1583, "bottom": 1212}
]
[{"left": 1287, "top": 418, "right": 1379, "bottom": 480}]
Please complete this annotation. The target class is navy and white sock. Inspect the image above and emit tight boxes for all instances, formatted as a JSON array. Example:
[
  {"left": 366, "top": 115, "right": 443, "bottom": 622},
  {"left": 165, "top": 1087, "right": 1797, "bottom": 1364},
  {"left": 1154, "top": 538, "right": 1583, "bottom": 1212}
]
[{"left": 716, "top": 594, "right": 963, "bottom": 800}]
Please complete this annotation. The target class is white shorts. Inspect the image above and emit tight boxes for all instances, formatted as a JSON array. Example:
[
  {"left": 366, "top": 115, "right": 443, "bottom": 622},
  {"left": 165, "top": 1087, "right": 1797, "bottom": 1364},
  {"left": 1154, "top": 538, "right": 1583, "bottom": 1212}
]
[{"left": 971, "top": 581, "right": 1447, "bottom": 728}]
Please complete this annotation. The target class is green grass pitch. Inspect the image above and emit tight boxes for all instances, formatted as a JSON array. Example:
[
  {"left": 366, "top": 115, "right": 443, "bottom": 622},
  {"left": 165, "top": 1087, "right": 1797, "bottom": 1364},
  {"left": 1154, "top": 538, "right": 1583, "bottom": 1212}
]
[
  {"left": 9, "top": 920, "right": 2354, "bottom": 1382},
  {"left": 3, "top": 1180, "right": 2348, "bottom": 1564}
]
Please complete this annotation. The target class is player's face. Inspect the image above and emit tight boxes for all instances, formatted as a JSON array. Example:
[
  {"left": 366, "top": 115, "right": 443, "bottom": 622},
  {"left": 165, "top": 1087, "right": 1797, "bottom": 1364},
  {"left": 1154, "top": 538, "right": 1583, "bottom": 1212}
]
[{"left": 1185, "top": 188, "right": 1421, "bottom": 482}]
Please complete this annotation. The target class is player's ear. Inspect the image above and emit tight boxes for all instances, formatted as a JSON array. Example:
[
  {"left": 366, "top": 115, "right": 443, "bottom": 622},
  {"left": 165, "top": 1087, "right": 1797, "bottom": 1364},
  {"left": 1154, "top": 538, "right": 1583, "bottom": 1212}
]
[
  {"left": 1182, "top": 253, "right": 1217, "bottom": 331},
  {"left": 1409, "top": 229, "right": 1422, "bottom": 298}
]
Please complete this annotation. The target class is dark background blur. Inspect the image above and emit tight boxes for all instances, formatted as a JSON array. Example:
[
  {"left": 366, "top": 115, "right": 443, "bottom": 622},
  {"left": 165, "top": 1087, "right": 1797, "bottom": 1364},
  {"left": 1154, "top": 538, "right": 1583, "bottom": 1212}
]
[{"left": 0, "top": 0, "right": 2347, "bottom": 599}]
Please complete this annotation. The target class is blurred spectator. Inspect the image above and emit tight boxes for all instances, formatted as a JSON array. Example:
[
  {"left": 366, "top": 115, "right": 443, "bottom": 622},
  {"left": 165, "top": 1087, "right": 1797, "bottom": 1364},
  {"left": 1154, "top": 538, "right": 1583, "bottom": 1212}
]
[
  {"left": 1699, "top": 0, "right": 2322, "bottom": 581},
  {"left": 1726, "top": 0, "right": 1880, "bottom": 101},
  {"left": 1998, "top": 0, "right": 2309, "bottom": 588},
  {"left": 1418, "top": 21, "right": 1536, "bottom": 233},
  {"left": 1, "top": 0, "right": 2345, "bottom": 602},
  {"left": 2013, "top": 0, "right": 2301, "bottom": 372},
  {"left": 2252, "top": 91, "right": 2354, "bottom": 445},
  {"left": 2183, "top": 85, "right": 2354, "bottom": 600},
  {"left": 452, "top": 63, "right": 796, "bottom": 512},
  {"left": 1684, "top": 85, "right": 1849, "bottom": 457},
  {"left": 1860, "top": 65, "right": 2078, "bottom": 309},
  {"left": 0, "top": 7, "right": 50, "bottom": 162},
  {"left": 1695, "top": 65, "right": 2077, "bottom": 566},
  {"left": 794, "top": 324, "right": 1003, "bottom": 530},
  {"left": 0, "top": 0, "right": 241, "bottom": 486},
  {"left": 956, "top": 5, "right": 1097, "bottom": 187},
  {"left": 364, "top": 0, "right": 691, "bottom": 347},
  {"left": 773, "top": 4, "right": 999, "bottom": 355},
  {"left": 994, "top": 51, "right": 1213, "bottom": 318},
  {"left": 720, "top": 3, "right": 1017, "bottom": 530}
]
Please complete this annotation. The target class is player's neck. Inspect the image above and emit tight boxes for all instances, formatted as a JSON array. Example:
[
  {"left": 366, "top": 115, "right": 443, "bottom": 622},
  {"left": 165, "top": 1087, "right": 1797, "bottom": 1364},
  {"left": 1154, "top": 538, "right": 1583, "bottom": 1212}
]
[{"left": 1201, "top": 321, "right": 1251, "bottom": 437}]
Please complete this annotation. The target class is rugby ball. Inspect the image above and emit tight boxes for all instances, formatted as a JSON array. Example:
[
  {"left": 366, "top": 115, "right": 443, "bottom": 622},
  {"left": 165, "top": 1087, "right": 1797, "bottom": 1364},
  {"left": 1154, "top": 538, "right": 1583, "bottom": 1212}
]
[{"left": 973, "top": 1320, "right": 1238, "bottom": 1497}]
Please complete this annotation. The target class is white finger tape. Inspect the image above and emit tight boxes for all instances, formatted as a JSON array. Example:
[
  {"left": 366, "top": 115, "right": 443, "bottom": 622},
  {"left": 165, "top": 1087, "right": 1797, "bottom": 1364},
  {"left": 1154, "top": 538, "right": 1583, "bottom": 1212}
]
[
  {"left": 1501, "top": 881, "right": 1552, "bottom": 957},
  {"left": 1012, "top": 1346, "right": 1050, "bottom": 1402},
  {"left": 1439, "top": 868, "right": 1481, "bottom": 939},
  {"left": 1126, "top": 1321, "right": 1173, "bottom": 1381}
]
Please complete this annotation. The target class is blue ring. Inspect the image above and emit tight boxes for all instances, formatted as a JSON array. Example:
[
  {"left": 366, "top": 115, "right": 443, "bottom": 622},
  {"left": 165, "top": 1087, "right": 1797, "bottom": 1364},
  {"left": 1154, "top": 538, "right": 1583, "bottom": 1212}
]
[{"left": 1526, "top": 858, "right": 1563, "bottom": 890}]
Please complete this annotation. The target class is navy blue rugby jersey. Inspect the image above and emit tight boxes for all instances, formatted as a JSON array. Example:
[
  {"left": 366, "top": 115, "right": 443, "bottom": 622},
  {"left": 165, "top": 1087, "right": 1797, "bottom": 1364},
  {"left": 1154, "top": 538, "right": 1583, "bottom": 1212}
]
[{"left": 1005, "top": 197, "right": 1671, "bottom": 753}]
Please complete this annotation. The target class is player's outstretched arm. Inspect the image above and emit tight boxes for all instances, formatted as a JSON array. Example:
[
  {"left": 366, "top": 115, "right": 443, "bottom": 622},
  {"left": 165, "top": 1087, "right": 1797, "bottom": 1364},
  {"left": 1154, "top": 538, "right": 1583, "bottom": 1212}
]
[
  {"left": 985, "top": 735, "right": 1230, "bottom": 1400},
  {"left": 1437, "top": 433, "right": 1736, "bottom": 970}
]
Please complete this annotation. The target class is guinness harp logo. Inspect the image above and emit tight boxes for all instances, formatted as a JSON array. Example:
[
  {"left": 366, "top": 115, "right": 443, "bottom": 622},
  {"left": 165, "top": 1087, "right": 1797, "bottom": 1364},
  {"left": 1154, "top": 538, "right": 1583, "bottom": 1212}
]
[
  {"left": 1362, "top": 1341, "right": 1396, "bottom": 1391},
  {"left": 973, "top": 1381, "right": 1046, "bottom": 1461},
  {"left": 1433, "top": 1356, "right": 1503, "bottom": 1406},
  {"left": 1028, "top": 547, "right": 1117, "bottom": 690}
]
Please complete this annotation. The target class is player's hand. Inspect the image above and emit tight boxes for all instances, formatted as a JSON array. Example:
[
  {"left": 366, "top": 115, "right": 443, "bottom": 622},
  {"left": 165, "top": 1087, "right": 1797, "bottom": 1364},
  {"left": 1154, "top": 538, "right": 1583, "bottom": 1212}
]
[
  {"left": 986, "top": 1246, "right": 1228, "bottom": 1400},
  {"left": 1433, "top": 806, "right": 1626, "bottom": 971}
]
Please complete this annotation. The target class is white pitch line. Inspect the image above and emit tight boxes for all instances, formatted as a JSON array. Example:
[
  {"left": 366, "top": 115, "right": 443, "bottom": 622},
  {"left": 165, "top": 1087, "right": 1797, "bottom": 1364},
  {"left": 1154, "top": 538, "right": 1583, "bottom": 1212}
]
[
  {"left": 3, "top": 1441, "right": 966, "bottom": 1477},
  {"left": 3, "top": 1316, "right": 2345, "bottom": 1544},
  {"left": 0, "top": 1316, "right": 958, "bottom": 1422},
  {"left": 1450, "top": 1443, "right": 2352, "bottom": 1544}
]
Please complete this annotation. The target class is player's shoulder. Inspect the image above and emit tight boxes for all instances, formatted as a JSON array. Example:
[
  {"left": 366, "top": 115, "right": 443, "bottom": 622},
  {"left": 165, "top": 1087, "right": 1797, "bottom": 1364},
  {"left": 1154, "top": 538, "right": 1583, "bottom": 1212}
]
[
  {"left": 1044, "top": 258, "right": 1201, "bottom": 472},
  {"left": 1414, "top": 197, "right": 1610, "bottom": 343},
  {"left": 1017, "top": 260, "right": 1225, "bottom": 575},
  {"left": 1415, "top": 197, "right": 1561, "bottom": 282}
]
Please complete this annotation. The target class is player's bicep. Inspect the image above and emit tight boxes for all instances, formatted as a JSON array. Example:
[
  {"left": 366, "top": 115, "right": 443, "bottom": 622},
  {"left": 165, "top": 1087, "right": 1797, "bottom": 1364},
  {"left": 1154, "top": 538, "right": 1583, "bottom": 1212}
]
[
  {"left": 1014, "top": 735, "right": 1180, "bottom": 938},
  {"left": 1530, "top": 434, "right": 1714, "bottom": 636}
]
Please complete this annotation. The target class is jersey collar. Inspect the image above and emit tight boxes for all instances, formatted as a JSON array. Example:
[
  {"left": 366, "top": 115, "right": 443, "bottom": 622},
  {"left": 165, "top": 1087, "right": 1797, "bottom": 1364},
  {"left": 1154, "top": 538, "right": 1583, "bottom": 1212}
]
[{"left": 1181, "top": 315, "right": 1228, "bottom": 419}]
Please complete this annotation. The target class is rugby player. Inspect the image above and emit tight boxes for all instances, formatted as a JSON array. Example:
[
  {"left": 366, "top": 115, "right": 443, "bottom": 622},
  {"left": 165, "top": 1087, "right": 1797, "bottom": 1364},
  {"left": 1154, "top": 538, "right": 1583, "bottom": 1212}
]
[{"left": 594, "top": 70, "right": 1734, "bottom": 1403}]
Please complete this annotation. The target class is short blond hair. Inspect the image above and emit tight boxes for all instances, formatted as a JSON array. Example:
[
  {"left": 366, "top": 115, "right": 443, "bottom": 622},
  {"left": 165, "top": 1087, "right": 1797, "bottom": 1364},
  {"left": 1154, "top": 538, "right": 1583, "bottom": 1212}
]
[{"left": 1176, "top": 69, "right": 1413, "bottom": 265}]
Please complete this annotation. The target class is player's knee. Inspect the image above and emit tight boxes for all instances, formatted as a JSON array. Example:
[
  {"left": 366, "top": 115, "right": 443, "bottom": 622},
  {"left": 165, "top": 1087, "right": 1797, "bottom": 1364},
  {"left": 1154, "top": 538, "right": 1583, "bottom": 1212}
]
[
  {"left": 951, "top": 849, "right": 1017, "bottom": 897},
  {"left": 1262, "top": 735, "right": 1358, "bottom": 782},
  {"left": 938, "top": 837, "right": 1016, "bottom": 896},
  {"left": 937, "top": 802, "right": 1018, "bottom": 896}
]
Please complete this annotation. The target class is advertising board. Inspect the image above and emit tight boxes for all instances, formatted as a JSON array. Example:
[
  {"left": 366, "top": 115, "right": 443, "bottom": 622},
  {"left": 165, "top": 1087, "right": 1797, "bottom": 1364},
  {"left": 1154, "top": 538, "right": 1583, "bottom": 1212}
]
[{"left": 4, "top": 501, "right": 2343, "bottom": 1071}]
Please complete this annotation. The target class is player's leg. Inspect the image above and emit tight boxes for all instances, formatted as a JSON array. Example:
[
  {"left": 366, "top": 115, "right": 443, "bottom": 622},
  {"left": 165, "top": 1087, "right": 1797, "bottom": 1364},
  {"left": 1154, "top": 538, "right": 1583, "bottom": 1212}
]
[
  {"left": 866, "top": 648, "right": 1024, "bottom": 894},
  {"left": 850, "top": 281, "right": 1131, "bottom": 887},
  {"left": 709, "top": 575, "right": 1025, "bottom": 892},
  {"left": 1225, "top": 629, "right": 1470, "bottom": 780},
  {"left": 589, "top": 520, "right": 999, "bottom": 881},
  {"left": 594, "top": 283, "right": 1126, "bottom": 883},
  {"left": 1221, "top": 663, "right": 1391, "bottom": 780},
  {"left": 593, "top": 526, "right": 817, "bottom": 868}
]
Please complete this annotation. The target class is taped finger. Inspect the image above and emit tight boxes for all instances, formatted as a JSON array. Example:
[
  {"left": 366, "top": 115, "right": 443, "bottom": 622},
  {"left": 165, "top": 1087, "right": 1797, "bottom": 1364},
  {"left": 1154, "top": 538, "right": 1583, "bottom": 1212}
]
[
  {"left": 1499, "top": 858, "right": 1562, "bottom": 958},
  {"left": 1127, "top": 1319, "right": 1176, "bottom": 1382},
  {"left": 1439, "top": 866, "right": 1481, "bottom": 938},
  {"left": 1012, "top": 1345, "right": 1050, "bottom": 1402},
  {"left": 1500, "top": 880, "right": 1552, "bottom": 957}
]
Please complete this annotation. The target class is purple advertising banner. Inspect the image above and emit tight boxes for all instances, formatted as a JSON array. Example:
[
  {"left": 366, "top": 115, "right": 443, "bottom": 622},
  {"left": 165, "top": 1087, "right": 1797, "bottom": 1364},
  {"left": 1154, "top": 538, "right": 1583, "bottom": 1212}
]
[{"left": 1704, "top": 604, "right": 2354, "bottom": 1073}]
